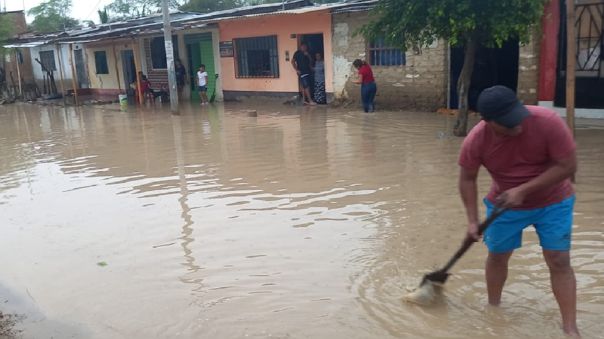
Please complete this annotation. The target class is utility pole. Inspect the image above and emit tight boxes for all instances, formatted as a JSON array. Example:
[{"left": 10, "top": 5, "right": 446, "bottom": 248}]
[
  {"left": 565, "top": 0, "right": 576, "bottom": 136},
  {"left": 162, "top": 0, "right": 179, "bottom": 113}
]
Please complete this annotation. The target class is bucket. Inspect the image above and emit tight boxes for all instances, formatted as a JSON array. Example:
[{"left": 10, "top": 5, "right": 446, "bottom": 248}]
[{"left": 118, "top": 94, "right": 128, "bottom": 107}]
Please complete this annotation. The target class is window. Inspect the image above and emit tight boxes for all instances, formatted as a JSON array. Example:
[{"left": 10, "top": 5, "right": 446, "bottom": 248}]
[
  {"left": 150, "top": 36, "right": 179, "bottom": 69},
  {"left": 94, "top": 51, "right": 109, "bottom": 74},
  {"left": 368, "top": 38, "right": 406, "bottom": 66},
  {"left": 234, "top": 36, "right": 279, "bottom": 78},
  {"left": 39, "top": 50, "right": 56, "bottom": 71}
]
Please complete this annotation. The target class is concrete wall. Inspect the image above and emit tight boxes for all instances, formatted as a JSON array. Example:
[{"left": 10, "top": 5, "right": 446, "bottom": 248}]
[
  {"left": 30, "top": 44, "right": 80, "bottom": 93},
  {"left": 332, "top": 11, "right": 448, "bottom": 111},
  {"left": 85, "top": 39, "right": 141, "bottom": 94},
  {"left": 517, "top": 31, "right": 541, "bottom": 105},
  {"left": 218, "top": 10, "right": 334, "bottom": 95}
]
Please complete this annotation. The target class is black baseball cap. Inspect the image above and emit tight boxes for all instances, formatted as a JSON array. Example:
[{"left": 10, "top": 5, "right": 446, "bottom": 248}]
[{"left": 476, "top": 86, "right": 530, "bottom": 128}]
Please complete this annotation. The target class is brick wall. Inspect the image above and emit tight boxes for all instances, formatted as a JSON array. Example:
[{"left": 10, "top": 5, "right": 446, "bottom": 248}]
[
  {"left": 516, "top": 31, "right": 541, "bottom": 105},
  {"left": 144, "top": 37, "right": 169, "bottom": 90},
  {"left": 332, "top": 11, "right": 448, "bottom": 111}
]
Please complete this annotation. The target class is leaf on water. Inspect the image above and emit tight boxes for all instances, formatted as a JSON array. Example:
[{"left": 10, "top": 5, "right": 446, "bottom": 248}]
[{"left": 97, "top": 261, "right": 108, "bottom": 267}]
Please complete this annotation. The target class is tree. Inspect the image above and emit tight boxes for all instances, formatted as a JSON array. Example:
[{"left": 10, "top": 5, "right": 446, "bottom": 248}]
[
  {"left": 98, "top": 8, "right": 109, "bottom": 24},
  {"left": 180, "top": 0, "right": 243, "bottom": 13},
  {"left": 28, "top": 0, "right": 79, "bottom": 33},
  {"left": 0, "top": 15, "right": 11, "bottom": 43},
  {"left": 179, "top": 0, "right": 341, "bottom": 12},
  {"left": 360, "top": 0, "right": 548, "bottom": 136},
  {"left": 106, "top": 0, "right": 182, "bottom": 21}
]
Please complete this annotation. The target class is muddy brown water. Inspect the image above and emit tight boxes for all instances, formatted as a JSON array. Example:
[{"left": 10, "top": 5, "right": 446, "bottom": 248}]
[{"left": 0, "top": 102, "right": 603, "bottom": 338}]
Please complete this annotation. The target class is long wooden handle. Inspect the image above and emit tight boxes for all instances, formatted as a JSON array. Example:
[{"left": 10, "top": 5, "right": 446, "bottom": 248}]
[{"left": 440, "top": 208, "right": 507, "bottom": 273}]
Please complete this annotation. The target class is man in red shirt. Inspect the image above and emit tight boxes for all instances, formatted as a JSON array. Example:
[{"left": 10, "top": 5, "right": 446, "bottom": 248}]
[{"left": 458, "top": 86, "right": 579, "bottom": 337}]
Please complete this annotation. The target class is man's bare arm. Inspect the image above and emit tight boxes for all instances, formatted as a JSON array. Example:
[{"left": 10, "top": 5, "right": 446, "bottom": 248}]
[
  {"left": 498, "top": 154, "right": 577, "bottom": 208},
  {"left": 459, "top": 166, "right": 480, "bottom": 239}
]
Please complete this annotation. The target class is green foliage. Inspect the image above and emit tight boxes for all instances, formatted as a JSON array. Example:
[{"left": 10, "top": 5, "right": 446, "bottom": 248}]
[
  {"left": 360, "top": 0, "right": 548, "bottom": 51},
  {"left": 0, "top": 15, "right": 11, "bottom": 44},
  {"left": 180, "top": 0, "right": 244, "bottom": 13},
  {"left": 180, "top": 0, "right": 343, "bottom": 13},
  {"left": 98, "top": 8, "right": 109, "bottom": 24},
  {"left": 105, "top": 0, "right": 182, "bottom": 21},
  {"left": 28, "top": 0, "right": 79, "bottom": 33}
]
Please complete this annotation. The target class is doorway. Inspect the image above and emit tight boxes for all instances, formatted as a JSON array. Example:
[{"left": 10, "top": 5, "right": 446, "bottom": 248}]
[
  {"left": 121, "top": 49, "right": 136, "bottom": 90},
  {"left": 73, "top": 48, "right": 89, "bottom": 89},
  {"left": 298, "top": 33, "right": 325, "bottom": 103},
  {"left": 185, "top": 33, "right": 216, "bottom": 103},
  {"left": 449, "top": 40, "right": 520, "bottom": 109}
]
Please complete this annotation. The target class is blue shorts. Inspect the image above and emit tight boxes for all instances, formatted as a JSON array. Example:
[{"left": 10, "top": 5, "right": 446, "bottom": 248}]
[
  {"left": 198, "top": 85, "right": 207, "bottom": 92},
  {"left": 483, "top": 196, "right": 575, "bottom": 253}
]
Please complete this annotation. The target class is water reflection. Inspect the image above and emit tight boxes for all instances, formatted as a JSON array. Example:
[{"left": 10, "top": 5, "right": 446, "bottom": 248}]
[{"left": 0, "top": 102, "right": 602, "bottom": 338}]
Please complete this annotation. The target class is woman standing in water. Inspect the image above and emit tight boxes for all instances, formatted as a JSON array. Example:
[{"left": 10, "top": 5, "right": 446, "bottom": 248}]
[
  {"left": 353, "top": 59, "right": 377, "bottom": 113},
  {"left": 313, "top": 52, "right": 327, "bottom": 104}
]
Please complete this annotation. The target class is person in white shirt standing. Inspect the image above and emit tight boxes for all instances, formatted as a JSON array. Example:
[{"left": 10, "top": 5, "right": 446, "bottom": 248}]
[{"left": 197, "top": 64, "right": 209, "bottom": 105}]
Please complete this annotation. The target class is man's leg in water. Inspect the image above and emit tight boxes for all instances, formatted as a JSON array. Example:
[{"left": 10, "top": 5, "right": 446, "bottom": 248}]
[
  {"left": 543, "top": 250, "right": 579, "bottom": 336},
  {"left": 485, "top": 251, "right": 513, "bottom": 305}
]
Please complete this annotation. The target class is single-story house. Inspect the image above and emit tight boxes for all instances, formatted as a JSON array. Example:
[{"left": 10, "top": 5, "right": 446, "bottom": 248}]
[
  {"left": 4, "top": 0, "right": 603, "bottom": 119},
  {"left": 1, "top": 10, "right": 35, "bottom": 97},
  {"left": 216, "top": 5, "right": 334, "bottom": 101}
]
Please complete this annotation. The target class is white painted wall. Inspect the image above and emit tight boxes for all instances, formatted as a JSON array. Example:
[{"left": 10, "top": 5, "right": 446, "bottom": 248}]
[
  {"left": 30, "top": 43, "right": 86, "bottom": 93},
  {"left": 539, "top": 101, "right": 604, "bottom": 119}
]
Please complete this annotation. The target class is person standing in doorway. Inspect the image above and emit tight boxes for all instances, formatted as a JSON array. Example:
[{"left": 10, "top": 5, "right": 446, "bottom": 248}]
[
  {"left": 353, "top": 59, "right": 376, "bottom": 113},
  {"left": 292, "top": 42, "right": 316, "bottom": 105},
  {"left": 313, "top": 52, "right": 327, "bottom": 105},
  {"left": 197, "top": 64, "right": 209, "bottom": 105},
  {"left": 175, "top": 59, "right": 186, "bottom": 98},
  {"left": 458, "top": 86, "right": 579, "bottom": 338}
]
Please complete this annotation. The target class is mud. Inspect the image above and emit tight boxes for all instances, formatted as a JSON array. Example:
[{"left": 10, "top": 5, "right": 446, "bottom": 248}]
[{"left": 0, "top": 102, "right": 603, "bottom": 338}]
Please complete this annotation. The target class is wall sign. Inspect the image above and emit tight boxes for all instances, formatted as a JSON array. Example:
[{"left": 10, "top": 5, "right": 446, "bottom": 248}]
[{"left": 220, "top": 41, "right": 234, "bottom": 57}]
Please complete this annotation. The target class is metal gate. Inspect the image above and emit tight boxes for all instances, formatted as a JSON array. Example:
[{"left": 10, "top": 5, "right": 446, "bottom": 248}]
[{"left": 556, "top": 0, "right": 604, "bottom": 108}]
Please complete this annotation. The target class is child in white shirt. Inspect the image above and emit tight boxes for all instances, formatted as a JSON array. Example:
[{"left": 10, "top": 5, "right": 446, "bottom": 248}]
[{"left": 197, "top": 64, "right": 209, "bottom": 105}]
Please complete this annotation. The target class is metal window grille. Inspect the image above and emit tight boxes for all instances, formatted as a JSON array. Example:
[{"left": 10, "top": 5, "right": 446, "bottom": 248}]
[
  {"left": 575, "top": 1, "right": 603, "bottom": 77},
  {"left": 94, "top": 51, "right": 109, "bottom": 74},
  {"left": 39, "top": 50, "right": 56, "bottom": 71},
  {"left": 368, "top": 37, "right": 406, "bottom": 67},
  {"left": 234, "top": 36, "right": 279, "bottom": 78},
  {"left": 150, "top": 36, "right": 179, "bottom": 69}
]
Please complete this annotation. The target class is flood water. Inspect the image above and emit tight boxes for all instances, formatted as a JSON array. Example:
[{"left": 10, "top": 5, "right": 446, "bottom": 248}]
[{"left": 0, "top": 102, "right": 603, "bottom": 338}]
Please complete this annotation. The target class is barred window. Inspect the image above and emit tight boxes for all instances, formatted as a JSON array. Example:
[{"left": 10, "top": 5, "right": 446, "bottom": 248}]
[
  {"left": 94, "top": 51, "right": 109, "bottom": 74},
  {"left": 234, "top": 35, "right": 279, "bottom": 78},
  {"left": 150, "top": 36, "right": 179, "bottom": 69},
  {"left": 368, "top": 38, "right": 406, "bottom": 67},
  {"left": 39, "top": 50, "right": 56, "bottom": 71}
]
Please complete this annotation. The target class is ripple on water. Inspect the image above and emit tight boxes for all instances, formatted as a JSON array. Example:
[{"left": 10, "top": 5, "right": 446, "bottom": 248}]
[{"left": 0, "top": 103, "right": 602, "bottom": 338}]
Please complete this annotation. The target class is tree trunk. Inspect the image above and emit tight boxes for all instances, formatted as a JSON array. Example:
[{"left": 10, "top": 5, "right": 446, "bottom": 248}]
[{"left": 453, "top": 37, "right": 478, "bottom": 137}]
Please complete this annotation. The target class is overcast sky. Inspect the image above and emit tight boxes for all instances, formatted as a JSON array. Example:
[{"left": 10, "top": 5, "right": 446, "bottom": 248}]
[{"left": 5, "top": 0, "right": 115, "bottom": 23}]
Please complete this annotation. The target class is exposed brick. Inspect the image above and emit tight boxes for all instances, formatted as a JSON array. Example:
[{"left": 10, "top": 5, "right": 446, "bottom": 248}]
[{"left": 332, "top": 12, "right": 448, "bottom": 111}]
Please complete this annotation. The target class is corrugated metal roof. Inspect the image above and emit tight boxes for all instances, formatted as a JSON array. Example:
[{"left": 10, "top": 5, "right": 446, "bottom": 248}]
[
  {"left": 330, "top": 0, "right": 377, "bottom": 14},
  {"left": 3, "top": 0, "right": 365, "bottom": 47},
  {"left": 3, "top": 41, "right": 47, "bottom": 48}
]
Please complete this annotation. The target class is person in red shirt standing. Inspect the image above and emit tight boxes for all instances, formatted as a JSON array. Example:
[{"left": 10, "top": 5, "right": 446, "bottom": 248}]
[
  {"left": 459, "top": 86, "right": 579, "bottom": 337},
  {"left": 353, "top": 59, "right": 376, "bottom": 113}
]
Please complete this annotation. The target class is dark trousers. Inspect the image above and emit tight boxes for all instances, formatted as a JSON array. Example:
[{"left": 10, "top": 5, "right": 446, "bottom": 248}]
[{"left": 361, "top": 82, "right": 377, "bottom": 112}]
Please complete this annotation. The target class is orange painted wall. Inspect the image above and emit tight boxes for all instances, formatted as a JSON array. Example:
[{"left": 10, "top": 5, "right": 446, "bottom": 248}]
[{"left": 218, "top": 10, "right": 333, "bottom": 93}]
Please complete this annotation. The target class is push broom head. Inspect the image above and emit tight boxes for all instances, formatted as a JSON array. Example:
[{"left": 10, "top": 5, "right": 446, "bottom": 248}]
[{"left": 402, "top": 269, "right": 449, "bottom": 306}]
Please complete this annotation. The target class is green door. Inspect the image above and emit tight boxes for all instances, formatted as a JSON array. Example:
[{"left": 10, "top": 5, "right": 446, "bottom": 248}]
[
  {"left": 185, "top": 33, "right": 216, "bottom": 103},
  {"left": 200, "top": 40, "right": 216, "bottom": 101}
]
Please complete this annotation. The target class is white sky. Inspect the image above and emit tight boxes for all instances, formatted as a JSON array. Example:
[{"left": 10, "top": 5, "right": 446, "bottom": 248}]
[{"left": 4, "top": 0, "right": 115, "bottom": 23}]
